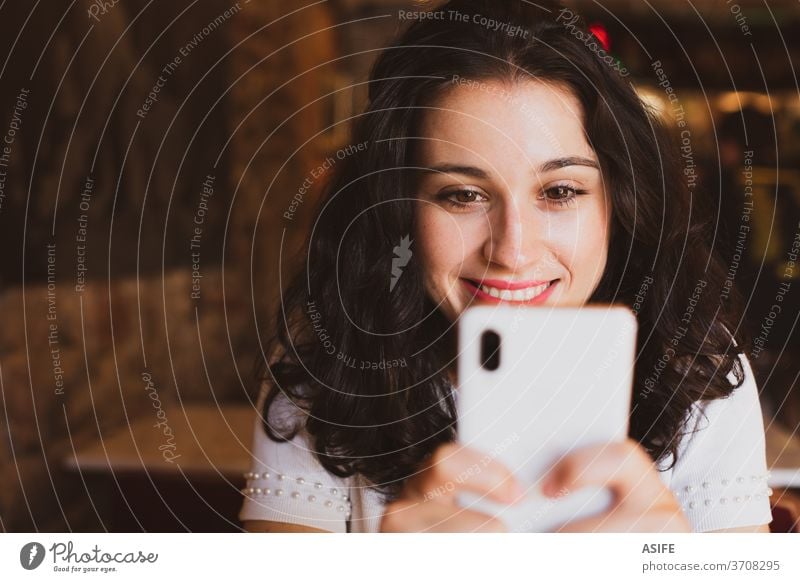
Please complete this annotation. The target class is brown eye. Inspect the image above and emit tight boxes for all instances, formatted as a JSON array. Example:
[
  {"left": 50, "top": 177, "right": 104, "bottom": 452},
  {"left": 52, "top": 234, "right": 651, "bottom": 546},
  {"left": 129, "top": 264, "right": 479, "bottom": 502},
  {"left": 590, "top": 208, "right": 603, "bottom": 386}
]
[
  {"left": 437, "top": 189, "right": 488, "bottom": 209},
  {"left": 539, "top": 184, "right": 588, "bottom": 208},
  {"left": 547, "top": 185, "right": 576, "bottom": 200},
  {"left": 452, "top": 190, "right": 482, "bottom": 203}
]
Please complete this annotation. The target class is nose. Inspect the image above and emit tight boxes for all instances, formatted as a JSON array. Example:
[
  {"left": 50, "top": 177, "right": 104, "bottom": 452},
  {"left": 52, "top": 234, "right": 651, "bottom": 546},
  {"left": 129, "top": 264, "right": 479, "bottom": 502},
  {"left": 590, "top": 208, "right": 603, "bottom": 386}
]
[{"left": 481, "top": 197, "right": 543, "bottom": 273}]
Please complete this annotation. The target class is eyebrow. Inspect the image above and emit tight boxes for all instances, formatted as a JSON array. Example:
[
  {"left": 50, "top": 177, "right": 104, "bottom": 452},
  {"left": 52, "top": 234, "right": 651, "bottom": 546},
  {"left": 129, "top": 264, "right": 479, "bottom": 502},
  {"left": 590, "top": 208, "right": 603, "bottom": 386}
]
[{"left": 419, "top": 156, "right": 600, "bottom": 178}]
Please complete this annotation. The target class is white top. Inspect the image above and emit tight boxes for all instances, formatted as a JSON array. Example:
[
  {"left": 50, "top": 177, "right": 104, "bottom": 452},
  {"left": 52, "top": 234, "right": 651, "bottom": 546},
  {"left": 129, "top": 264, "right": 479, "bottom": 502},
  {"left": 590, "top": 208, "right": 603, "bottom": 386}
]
[{"left": 238, "top": 354, "right": 772, "bottom": 532}]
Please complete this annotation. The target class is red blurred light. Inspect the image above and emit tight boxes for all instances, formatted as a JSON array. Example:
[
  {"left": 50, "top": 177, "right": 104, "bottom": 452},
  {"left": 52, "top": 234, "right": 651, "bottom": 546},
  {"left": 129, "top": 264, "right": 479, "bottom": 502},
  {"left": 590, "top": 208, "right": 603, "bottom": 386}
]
[{"left": 588, "top": 22, "right": 610, "bottom": 52}]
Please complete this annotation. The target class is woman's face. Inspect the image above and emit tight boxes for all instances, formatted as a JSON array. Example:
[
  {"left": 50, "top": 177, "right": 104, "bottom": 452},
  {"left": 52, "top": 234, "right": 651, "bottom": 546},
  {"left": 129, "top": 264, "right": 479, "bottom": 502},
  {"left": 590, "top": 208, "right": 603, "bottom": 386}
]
[{"left": 414, "top": 79, "right": 611, "bottom": 321}]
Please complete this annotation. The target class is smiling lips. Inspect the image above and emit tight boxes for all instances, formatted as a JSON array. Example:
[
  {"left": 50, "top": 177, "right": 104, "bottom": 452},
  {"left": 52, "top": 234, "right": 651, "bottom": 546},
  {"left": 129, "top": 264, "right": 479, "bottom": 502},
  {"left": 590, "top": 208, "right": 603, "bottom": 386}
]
[{"left": 461, "top": 278, "right": 558, "bottom": 304}]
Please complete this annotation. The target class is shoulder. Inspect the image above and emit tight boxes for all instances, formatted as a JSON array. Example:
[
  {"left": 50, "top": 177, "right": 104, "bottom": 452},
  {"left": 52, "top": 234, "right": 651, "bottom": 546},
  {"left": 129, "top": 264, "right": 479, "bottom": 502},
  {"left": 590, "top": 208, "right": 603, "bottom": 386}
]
[
  {"left": 684, "top": 352, "right": 760, "bottom": 439},
  {"left": 238, "top": 382, "right": 354, "bottom": 532},
  {"left": 664, "top": 353, "right": 773, "bottom": 531}
]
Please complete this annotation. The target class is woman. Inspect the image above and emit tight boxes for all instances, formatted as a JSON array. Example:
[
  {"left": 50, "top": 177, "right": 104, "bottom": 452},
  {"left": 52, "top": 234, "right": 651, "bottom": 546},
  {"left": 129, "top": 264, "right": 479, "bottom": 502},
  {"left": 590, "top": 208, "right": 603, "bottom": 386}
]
[{"left": 240, "top": 0, "right": 772, "bottom": 533}]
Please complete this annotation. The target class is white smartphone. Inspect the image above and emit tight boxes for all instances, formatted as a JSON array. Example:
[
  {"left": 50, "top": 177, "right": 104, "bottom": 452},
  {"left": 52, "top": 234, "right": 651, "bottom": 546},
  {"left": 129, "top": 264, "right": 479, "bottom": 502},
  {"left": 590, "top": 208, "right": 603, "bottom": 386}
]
[{"left": 455, "top": 304, "right": 637, "bottom": 532}]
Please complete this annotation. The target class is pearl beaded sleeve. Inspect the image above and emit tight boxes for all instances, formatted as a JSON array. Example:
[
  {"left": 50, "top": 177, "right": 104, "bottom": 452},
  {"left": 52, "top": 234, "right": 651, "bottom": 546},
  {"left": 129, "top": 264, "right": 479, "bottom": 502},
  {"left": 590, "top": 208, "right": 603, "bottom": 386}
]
[
  {"left": 659, "top": 353, "right": 772, "bottom": 532},
  {"left": 238, "top": 387, "right": 353, "bottom": 533}
]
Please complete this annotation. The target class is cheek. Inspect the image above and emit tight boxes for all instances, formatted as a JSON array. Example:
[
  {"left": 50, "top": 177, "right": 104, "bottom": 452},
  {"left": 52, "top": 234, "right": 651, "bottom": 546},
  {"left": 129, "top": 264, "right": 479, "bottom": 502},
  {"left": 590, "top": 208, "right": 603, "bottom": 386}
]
[
  {"left": 415, "top": 206, "right": 476, "bottom": 277},
  {"left": 576, "top": 210, "right": 610, "bottom": 285},
  {"left": 547, "top": 205, "right": 609, "bottom": 277}
]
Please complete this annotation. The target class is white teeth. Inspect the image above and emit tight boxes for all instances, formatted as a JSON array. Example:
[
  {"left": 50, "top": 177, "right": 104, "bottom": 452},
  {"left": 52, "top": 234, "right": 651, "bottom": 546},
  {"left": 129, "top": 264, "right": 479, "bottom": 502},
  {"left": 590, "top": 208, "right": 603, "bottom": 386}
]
[{"left": 478, "top": 282, "right": 550, "bottom": 302}]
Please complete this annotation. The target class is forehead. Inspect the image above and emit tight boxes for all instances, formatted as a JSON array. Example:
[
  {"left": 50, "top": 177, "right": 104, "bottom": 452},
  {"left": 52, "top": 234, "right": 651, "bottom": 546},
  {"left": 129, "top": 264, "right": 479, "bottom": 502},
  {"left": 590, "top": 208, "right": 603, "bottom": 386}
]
[{"left": 415, "top": 79, "right": 593, "bottom": 169}]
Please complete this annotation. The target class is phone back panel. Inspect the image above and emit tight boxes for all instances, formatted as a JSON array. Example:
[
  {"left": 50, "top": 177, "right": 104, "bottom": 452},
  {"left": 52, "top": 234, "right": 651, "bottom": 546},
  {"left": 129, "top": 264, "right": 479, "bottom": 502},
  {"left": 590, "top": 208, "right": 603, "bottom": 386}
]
[{"left": 456, "top": 305, "right": 637, "bottom": 530}]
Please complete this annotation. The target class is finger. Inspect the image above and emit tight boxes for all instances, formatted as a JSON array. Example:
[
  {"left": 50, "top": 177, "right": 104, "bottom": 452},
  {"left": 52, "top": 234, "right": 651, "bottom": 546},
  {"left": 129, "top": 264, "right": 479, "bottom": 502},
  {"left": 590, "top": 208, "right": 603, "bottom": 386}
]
[
  {"left": 405, "top": 442, "right": 523, "bottom": 505},
  {"left": 381, "top": 497, "right": 507, "bottom": 533},
  {"left": 541, "top": 439, "right": 667, "bottom": 509},
  {"left": 554, "top": 507, "right": 690, "bottom": 533}
]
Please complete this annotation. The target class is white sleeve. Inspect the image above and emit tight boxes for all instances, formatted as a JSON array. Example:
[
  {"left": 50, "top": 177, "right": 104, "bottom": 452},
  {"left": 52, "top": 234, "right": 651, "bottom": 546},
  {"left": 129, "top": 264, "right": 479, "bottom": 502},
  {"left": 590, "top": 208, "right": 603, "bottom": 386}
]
[
  {"left": 667, "top": 354, "right": 772, "bottom": 532},
  {"left": 238, "top": 385, "right": 353, "bottom": 532}
]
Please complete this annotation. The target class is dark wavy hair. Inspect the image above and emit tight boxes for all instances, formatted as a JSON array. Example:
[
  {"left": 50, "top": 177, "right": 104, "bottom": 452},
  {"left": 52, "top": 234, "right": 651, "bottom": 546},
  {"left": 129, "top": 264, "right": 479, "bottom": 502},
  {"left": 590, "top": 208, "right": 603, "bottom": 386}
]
[{"left": 259, "top": 0, "right": 746, "bottom": 501}]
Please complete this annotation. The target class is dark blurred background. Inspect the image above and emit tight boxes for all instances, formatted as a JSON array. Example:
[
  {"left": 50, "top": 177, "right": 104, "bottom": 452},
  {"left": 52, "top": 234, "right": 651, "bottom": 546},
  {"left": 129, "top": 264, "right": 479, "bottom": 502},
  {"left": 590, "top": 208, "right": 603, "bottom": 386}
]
[{"left": 0, "top": 0, "right": 797, "bottom": 532}]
